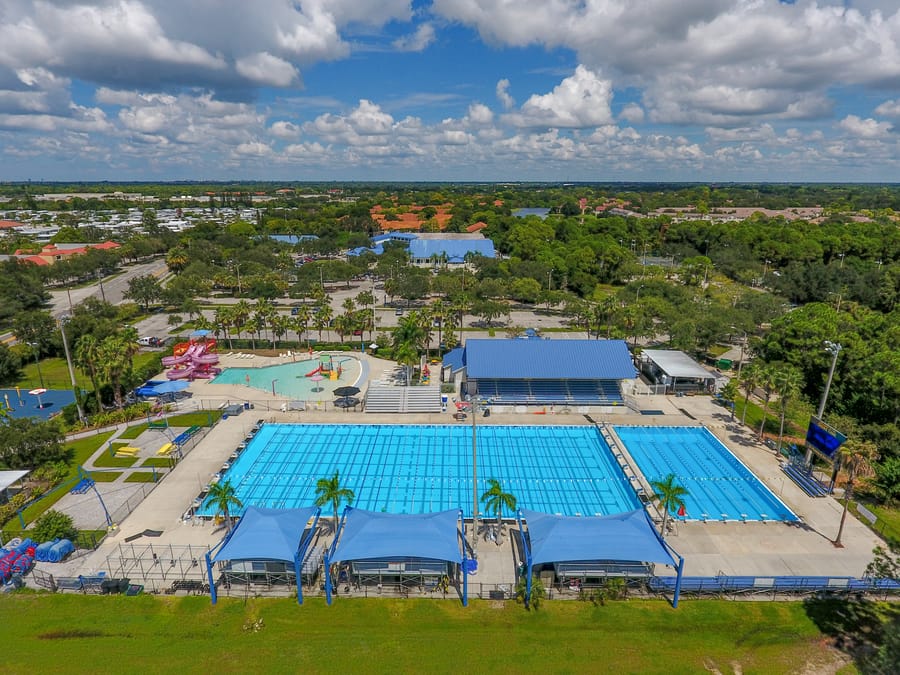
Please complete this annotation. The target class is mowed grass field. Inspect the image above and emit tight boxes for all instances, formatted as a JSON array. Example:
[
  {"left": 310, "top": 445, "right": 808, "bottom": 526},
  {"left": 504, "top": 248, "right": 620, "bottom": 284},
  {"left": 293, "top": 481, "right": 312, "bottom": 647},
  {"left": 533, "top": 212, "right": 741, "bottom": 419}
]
[{"left": 0, "top": 595, "right": 850, "bottom": 674}]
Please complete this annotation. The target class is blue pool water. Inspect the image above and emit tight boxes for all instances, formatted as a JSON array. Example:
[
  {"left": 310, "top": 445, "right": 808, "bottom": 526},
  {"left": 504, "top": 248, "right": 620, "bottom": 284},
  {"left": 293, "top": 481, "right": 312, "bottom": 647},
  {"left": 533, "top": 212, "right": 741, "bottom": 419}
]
[
  {"left": 211, "top": 358, "right": 358, "bottom": 399},
  {"left": 613, "top": 426, "right": 797, "bottom": 522},
  {"left": 196, "top": 424, "right": 640, "bottom": 519}
]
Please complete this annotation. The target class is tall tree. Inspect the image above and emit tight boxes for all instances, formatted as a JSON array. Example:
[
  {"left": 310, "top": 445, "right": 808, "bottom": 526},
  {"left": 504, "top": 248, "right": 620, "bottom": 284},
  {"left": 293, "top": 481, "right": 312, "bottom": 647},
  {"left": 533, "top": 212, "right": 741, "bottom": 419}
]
[
  {"left": 739, "top": 362, "right": 762, "bottom": 427},
  {"left": 833, "top": 439, "right": 878, "bottom": 547},
  {"left": 314, "top": 470, "right": 355, "bottom": 533},
  {"left": 123, "top": 274, "right": 163, "bottom": 311},
  {"left": 650, "top": 473, "right": 689, "bottom": 538},
  {"left": 756, "top": 364, "right": 778, "bottom": 441},
  {"left": 74, "top": 333, "right": 104, "bottom": 413},
  {"left": 203, "top": 479, "right": 243, "bottom": 531},
  {"left": 773, "top": 364, "right": 803, "bottom": 452},
  {"left": 480, "top": 478, "right": 517, "bottom": 527}
]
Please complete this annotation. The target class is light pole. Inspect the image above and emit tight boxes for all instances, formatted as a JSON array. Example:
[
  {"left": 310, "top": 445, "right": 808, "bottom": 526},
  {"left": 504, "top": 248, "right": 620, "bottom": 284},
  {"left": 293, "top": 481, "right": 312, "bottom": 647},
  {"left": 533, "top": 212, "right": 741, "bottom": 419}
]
[
  {"left": 817, "top": 341, "right": 842, "bottom": 419},
  {"left": 470, "top": 397, "right": 480, "bottom": 558},
  {"left": 27, "top": 341, "right": 45, "bottom": 389},
  {"left": 635, "top": 284, "right": 645, "bottom": 302},
  {"left": 59, "top": 316, "right": 86, "bottom": 424},
  {"left": 807, "top": 341, "right": 842, "bottom": 463}
]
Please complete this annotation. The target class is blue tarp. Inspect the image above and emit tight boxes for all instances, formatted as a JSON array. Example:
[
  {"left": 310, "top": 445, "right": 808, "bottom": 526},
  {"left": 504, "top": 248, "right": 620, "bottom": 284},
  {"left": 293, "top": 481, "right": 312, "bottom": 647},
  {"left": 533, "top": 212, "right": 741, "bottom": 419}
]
[
  {"left": 329, "top": 507, "right": 463, "bottom": 564},
  {"left": 463, "top": 339, "right": 636, "bottom": 380},
  {"left": 521, "top": 508, "right": 677, "bottom": 567},
  {"left": 408, "top": 238, "right": 495, "bottom": 262},
  {"left": 211, "top": 505, "right": 319, "bottom": 563}
]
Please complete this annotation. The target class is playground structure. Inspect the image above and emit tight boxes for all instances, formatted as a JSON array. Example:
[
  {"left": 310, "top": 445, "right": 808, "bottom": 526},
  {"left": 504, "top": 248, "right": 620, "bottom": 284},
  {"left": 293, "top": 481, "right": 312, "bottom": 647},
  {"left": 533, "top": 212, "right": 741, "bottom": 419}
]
[
  {"left": 305, "top": 354, "right": 342, "bottom": 381},
  {"left": 163, "top": 337, "right": 221, "bottom": 381},
  {"left": 421, "top": 364, "right": 430, "bottom": 385}
]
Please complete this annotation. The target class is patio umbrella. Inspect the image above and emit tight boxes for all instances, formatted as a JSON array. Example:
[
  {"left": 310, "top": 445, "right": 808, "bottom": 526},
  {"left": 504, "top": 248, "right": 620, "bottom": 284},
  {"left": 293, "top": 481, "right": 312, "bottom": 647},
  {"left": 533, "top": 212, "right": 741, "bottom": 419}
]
[
  {"left": 333, "top": 385, "right": 360, "bottom": 397},
  {"left": 333, "top": 396, "right": 360, "bottom": 408},
  {"left": 310, "top": 373, "right": 325, "bottom": 393},
  {"left": 151, "top": 380, "right": 190, "bottom": 395},
  {"left": 29, "top": 387, "right": 47, "bottom": 409}
]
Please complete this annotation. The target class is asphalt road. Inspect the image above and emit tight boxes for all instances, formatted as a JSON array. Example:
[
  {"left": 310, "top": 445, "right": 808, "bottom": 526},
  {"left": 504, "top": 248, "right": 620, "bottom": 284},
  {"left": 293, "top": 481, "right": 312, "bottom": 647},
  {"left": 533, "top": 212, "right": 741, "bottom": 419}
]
[{"left": 49, "top": 258, "right": 169, "bottom": 318}]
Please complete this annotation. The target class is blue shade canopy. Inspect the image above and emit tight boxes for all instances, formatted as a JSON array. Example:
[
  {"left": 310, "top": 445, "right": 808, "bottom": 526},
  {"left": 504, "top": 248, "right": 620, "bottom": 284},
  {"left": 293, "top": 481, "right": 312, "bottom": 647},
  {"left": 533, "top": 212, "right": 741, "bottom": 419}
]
[
  {"left": 190, "top": 329, "right": 212, "bottom": 337},
  {"left": 463, "top": 339, "right": 636, "bottom": 380},
  {"left": 212, "top": 506, "right": 319, "bottom": 562},
  {"left": 521, "top": 509, "right": 677, "bottom": 567},
  {"left": 330, "top": 508, "right": 463, "bottom": 563},
  {"left": 151, "top": 380, "right": 190, "bottom": 394}
]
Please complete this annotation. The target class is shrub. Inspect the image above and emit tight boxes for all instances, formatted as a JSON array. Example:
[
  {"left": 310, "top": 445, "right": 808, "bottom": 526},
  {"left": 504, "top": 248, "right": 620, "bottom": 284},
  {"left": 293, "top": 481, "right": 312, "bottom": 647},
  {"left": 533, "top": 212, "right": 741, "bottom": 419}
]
[
  {"left": 514, "top": 574, "right": 545, "bottom": 610},
  {"left": 32, "top": 509, "right": 77, "bottom": 542}
]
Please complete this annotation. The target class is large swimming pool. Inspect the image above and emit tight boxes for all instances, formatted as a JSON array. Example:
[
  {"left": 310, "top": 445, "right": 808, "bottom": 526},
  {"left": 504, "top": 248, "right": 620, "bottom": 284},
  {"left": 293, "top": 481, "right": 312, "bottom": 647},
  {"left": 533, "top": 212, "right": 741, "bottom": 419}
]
[
  {"left": 613, "top": 426, "right": 797, "bottom": 522},
  {"left": 195, "top": 424, "right": 640, "bottom": 519}
]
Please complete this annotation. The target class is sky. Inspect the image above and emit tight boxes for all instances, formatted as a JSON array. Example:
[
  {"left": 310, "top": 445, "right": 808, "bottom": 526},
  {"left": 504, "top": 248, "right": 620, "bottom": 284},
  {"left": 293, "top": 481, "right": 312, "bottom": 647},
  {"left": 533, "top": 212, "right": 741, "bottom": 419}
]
[{"left": 2, "top": 1, "right": 900, "bottom": 182}]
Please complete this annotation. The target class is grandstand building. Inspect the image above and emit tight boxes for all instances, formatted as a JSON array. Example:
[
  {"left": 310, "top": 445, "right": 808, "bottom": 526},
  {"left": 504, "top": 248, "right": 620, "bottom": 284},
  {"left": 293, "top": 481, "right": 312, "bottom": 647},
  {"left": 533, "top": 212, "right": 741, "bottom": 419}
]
[{"left": 447, "top": 339, "right": 636, "bottom": 410}]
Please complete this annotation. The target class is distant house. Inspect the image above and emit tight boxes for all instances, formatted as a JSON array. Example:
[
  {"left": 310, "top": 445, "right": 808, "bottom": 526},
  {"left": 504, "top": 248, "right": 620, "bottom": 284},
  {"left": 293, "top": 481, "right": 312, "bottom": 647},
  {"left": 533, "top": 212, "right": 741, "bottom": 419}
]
[
  {"left": 17, "top": 241, "right": 121, "bottom": 265},
  {"left": 0, "top": 219, "right": 25, "bottom": 231},
  {"left": 466, "top": 221, "right": 488, "bottom": 233}
]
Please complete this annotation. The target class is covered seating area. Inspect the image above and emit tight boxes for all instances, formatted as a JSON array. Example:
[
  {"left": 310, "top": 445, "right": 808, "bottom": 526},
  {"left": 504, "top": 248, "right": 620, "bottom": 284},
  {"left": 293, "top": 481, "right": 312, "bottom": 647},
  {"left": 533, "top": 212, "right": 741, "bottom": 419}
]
[
  {"left": 517, "top": 508, "right": 685, "bottom": 607},
  {"left": 460, "top": 339, "right": 636, "bottom": 406},
  {"left": 205, "top": 505, "right": 321, "bottom": 604},
  {"left": 324, "top": 507, "right": 469, "bottom": 605},
  {"left": 637, "top": 350, "right": 716, "bottom": 394}
]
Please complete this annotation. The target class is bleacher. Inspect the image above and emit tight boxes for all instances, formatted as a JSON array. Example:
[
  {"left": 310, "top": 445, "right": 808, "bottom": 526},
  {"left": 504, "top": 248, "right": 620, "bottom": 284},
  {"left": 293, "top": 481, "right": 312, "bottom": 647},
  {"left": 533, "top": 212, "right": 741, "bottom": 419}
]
[
  {"left": 471, "top": 379, "right": 624, "bottom": 406},
  {"left": 364, "top": 383, "right": 442, "bottom": 414},
  {"left": 782, "top": 463, "right": 830, "bottom": 497}
]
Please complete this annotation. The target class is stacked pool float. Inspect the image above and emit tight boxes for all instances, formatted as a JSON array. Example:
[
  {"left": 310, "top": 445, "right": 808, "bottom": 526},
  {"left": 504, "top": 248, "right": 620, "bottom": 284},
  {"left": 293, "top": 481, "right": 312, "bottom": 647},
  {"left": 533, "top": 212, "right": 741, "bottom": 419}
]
[
  {"left": 34, "top": 538, "right": 74, "bottom": 563},
  {"left": 0, "top": 538, "right": 36, "bottom": 583}
]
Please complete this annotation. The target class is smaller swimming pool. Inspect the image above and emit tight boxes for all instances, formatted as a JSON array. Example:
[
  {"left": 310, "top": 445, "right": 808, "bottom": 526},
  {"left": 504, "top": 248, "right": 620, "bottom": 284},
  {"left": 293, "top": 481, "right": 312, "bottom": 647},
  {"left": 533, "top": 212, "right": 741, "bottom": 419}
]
[
  {"left": 614, "top": 426, "right": 797, "bottom": 522},
  {"left": 211, "top": 357, "right": 359, "bottom": 399}
]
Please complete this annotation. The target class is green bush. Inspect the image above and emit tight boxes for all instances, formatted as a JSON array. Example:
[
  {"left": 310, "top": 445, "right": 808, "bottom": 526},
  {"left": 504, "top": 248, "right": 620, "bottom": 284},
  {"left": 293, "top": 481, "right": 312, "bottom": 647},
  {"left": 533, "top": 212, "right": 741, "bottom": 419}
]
[{"left": 32, "top": 509, "right": 77, "bottom": 542}]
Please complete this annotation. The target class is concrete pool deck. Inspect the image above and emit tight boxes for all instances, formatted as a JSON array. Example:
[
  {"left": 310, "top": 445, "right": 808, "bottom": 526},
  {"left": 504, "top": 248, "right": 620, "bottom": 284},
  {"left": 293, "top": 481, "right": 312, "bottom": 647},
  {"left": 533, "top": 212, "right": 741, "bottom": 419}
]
[{"left": 41, "top": 392, "right": 883, "bottom": 590}]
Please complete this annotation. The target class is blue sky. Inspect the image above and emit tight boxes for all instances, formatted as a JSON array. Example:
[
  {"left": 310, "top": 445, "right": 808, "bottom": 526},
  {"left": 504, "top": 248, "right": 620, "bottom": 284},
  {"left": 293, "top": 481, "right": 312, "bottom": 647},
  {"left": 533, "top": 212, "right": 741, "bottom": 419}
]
[{"left": 2, "top": 0, "right": 900, "bottom": 182}]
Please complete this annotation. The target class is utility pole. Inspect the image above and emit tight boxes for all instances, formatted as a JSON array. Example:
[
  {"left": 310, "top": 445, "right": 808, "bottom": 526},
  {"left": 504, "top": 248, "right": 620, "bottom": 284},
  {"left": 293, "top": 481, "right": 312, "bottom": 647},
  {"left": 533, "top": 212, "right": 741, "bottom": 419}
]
[{"left": 59, "top": 316, "right": 86, "bottom": 424}]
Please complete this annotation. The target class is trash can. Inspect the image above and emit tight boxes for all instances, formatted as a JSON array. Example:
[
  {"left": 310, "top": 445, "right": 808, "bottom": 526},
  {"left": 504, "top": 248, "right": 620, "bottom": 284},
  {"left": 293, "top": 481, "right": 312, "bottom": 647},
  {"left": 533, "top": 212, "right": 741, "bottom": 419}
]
[
  {"left": 243, "top": 402, "right": 250, "bottom": 410},
  {"left": 483, "top": 408, "right": 490, "bottom": 418}
]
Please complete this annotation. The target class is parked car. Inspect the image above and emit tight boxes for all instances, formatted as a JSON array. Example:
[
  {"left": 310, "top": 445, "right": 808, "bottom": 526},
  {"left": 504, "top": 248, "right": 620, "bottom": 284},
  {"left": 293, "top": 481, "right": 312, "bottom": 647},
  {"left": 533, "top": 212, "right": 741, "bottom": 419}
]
[
  {"left": 138, "top": 336, "right": 160, "bottom": 347},
  {"left": 395, "top": 308, "right": 404, "bottom": 316}
]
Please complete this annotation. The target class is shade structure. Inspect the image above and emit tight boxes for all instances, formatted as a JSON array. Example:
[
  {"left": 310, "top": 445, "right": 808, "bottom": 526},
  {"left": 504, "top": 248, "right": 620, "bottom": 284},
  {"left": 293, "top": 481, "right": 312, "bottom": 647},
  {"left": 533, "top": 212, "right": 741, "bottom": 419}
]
[
  {"left": 333, "top": 385, "right": 360, "bottom": 397},
  {"left": 518, "top": 508, "right": 685, "bottom": 608},
  {"left": 190, "top": 329, "right": 212, "bottom": 338},
  {"left": 325, "top": 507, "right": 469, "bottom": 605},
  {"left": 151, "top": 380, "right": 190, "bottom": 395},
  {"left": 206, "top": 505, "right": 320, "bottom": 605}
]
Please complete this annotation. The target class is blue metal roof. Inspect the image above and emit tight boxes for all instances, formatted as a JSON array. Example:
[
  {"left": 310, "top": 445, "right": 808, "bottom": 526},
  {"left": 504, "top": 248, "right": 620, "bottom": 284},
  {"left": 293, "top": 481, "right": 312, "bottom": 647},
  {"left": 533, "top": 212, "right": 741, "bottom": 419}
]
[
  {"left": 442, "top": 347, "right": 465, "bottom": 372},
  {"left": 372, "top": 232, "right": 418, "bottom": 245},
  {"left": 521, "top": 508, "right": 678, "bottom": 567},
  {"left": 329, "top": 507, "right": 463, "bottom": 563},
  {"left": 408, "top": 238, "right": 495, "bottom": 262},
  {"left": 463, "top": 339, "right": 635, "bottom": 380}
]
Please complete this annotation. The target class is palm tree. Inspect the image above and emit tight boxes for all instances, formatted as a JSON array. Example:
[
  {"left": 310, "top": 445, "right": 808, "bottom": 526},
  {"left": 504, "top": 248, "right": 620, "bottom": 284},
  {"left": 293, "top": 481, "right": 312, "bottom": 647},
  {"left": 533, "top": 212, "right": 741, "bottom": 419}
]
[
  {"left": 74, "top": 333, "right": 104, "bottom": 413},
  {"left": 756, "top": 364, "right": 778, "bottom": 441},
  {"left": 739, "top": 361, "right": 762, "bottom": 426},
  {"left": 773, "top": 365, "right": 803, "bottom": 452},
  {"left": 480, "top": 478, "right": 517, "bottom": 529},
  {"left": 650, "top": 473, "right": 689, "bottom": 538},
  {"left": 314, "top": 471, "right": 355, "bottom": 533},
  {"left": 203, "top": 479, "right": 243, "bottom": 531},
  {"left": 833, "top": 439, "right": 879, "bottom": 547}
]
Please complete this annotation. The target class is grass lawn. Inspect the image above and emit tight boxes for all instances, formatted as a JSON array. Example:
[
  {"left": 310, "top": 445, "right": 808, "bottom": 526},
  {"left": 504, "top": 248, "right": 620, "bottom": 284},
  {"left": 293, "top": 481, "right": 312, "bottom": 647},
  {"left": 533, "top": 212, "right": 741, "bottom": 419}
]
[
  {"left": 0, "top": 596, "right": 856, "bottom": 674},
  {"left": 89, "top": 471, "right": 122, "bottom": 482},
  {"left": 850, "top": 500, "right": 900, "bottom": 543},
  {"left": 2, "top": 431, "right": 116, "bottom": 530},
  {"left": 117, "top": 423, "right": 148, "bottom": 440},
  {"left": 91, "top": 442, "right": 139, "bottom": 468},
  {"left": 124, "top": 471, "right": 161, "bottom": 483},
  {"left": 118, "top": 410, "right": 223, "bottom": 440},
  {"left": 141, "top": 457, "right": 173, "bottom": 468},
  {"left": 16, "top": 352, "right": 161, "bottom": 391}
]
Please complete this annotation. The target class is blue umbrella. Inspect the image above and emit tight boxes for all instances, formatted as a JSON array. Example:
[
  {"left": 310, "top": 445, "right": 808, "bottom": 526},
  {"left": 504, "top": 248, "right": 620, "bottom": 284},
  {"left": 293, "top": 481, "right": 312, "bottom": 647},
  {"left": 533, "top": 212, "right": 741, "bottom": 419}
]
[
  {"left": 152, "top": 380, "right": 190, "bottom": 395},
  {"left": 190, "top": 329, "right": 211, "bottom": 338}
]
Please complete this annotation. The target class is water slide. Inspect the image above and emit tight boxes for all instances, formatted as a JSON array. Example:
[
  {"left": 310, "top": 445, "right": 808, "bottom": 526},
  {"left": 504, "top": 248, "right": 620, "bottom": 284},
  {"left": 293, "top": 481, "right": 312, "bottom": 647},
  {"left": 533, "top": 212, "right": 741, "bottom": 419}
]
[
  {"left": 191, "top": 342, "right": 219, "bottom": 365},
  {"left": 162, "top": 342, "right": 191, "bottom": 367},
  {"left": 166, "top": 365, "right": 195, "bottom": 380},
  {"left": 305, "top": 365, "right": 322, "bottom": 377}
]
